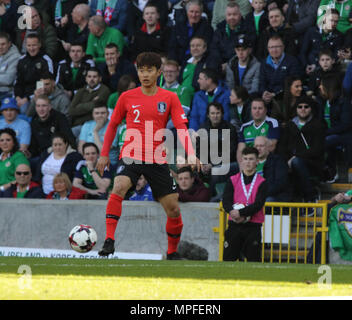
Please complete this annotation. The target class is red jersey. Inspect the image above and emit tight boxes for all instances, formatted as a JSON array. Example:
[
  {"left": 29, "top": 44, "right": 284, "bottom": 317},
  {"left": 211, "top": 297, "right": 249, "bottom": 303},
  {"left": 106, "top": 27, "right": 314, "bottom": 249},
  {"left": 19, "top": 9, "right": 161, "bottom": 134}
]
[{"left": 101, "top": 87, "right": 188, "bottom": 163}]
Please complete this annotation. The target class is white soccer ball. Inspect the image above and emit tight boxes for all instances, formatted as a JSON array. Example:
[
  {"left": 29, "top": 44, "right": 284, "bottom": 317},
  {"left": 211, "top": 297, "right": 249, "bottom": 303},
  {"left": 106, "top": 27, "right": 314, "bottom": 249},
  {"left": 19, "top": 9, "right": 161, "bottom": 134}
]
[{"left": 68, "top": 224, "right": 98, "bottom": 253}]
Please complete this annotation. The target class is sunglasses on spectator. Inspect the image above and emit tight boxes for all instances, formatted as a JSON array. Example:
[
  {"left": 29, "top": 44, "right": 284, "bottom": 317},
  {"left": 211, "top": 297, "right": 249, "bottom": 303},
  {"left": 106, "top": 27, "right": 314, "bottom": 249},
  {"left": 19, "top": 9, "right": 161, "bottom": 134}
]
[
  {"left": 15, "top": 171, "right": 30, "bottom": 176},
  {"left": 297, "top": 104, "right": 310, "bottom": 109}
]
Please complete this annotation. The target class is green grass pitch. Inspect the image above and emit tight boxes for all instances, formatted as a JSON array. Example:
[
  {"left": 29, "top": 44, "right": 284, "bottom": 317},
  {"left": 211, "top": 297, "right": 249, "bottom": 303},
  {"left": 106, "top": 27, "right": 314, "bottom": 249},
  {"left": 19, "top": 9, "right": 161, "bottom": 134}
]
[{"left": 1, "top": 257, "right": 352, "bottom": 299}]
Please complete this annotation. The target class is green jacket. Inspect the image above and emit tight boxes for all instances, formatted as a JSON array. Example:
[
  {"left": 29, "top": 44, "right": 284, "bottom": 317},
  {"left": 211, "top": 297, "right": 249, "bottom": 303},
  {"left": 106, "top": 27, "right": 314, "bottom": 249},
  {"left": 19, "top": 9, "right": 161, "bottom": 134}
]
[
  {"left": 86, "top": 27, "right": 125, "bottom": 64},
  {"left": 329, "top": 203, "right": 352, "bottom": 261}
]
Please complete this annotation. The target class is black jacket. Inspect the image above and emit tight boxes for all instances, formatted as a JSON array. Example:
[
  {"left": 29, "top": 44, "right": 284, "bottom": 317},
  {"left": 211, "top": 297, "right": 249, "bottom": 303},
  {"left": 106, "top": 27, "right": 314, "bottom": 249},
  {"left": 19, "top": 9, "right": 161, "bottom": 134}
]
[
  {"left": 56, "top": 58, "right": 93, "bottom": 93},
  {"left": 14, "top": 51, "right": 54, "bottom": 99},
  {"left": 208, "top": 19, "right": 254, "bottom": 70},
  {"left": 29, "top": 109, "right": 76, "bottom": 158},
  {"left": 278, "top": 115, "right": 327, "bottom": 174},
  {"left": 256, "top": 24, "right": 299, "bottom": 60},
  {"left": 0, "top": 182, "right": 45, "bottom": 199},
  {"left": 168, "top": 15, "right": 213, "bottom": 65},
  {"left": 197, "top": 119, "right": 238, "bottom": 164},
  {"left": 299, "top": 26, "right": 344, "bottom": 67},
  {"left": 263, "top": 153, "right": 291, "bottom": 200}
]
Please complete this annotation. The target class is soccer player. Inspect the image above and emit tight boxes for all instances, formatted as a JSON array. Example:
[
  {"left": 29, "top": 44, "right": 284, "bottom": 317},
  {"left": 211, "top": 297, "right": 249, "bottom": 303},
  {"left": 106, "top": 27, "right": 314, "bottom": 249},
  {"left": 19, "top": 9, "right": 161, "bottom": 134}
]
[{"left": 96, "top": 52, "right": 201, "bottom": 259}]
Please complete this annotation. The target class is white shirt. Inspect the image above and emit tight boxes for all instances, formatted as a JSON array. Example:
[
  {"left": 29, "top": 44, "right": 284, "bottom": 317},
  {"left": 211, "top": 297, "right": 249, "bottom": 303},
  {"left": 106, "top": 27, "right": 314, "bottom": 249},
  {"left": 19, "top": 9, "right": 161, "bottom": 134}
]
[{"left": 41, "top": 153, "right": 65, "bottom": 194}]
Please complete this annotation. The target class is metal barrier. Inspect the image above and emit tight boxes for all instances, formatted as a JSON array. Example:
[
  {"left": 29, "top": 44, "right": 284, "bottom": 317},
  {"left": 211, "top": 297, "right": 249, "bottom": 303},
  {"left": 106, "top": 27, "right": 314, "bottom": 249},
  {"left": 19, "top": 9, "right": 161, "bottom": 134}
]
[{"left": 218, "top": 201, "right": 329, "bottom": 264}]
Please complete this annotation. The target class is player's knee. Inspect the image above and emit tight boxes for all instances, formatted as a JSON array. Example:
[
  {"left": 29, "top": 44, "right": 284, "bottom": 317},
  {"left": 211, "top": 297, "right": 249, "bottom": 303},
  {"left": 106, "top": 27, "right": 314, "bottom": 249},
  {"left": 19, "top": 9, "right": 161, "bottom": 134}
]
[
  {"left": 166, "top": 204, "right": 180, "bottom": 218},
  {"left": 112, "top": 178, "right": 129, "bottom": 198}
]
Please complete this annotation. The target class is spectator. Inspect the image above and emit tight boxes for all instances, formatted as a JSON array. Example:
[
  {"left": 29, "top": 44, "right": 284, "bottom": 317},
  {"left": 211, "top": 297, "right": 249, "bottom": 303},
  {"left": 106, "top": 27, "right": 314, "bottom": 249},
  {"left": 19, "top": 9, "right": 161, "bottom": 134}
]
[
  {"left": 179, "top": 35, "right": 209, "bottom": 92},
  {"left": 128, "top": 174, "right": 154, "bottom": 201},
  {"left": 225, "top": 35, "right": 261, "bottom": 96},
  {"left": 270, "top": 75, "right": 304, "bottom": 127},
  {"left": 0, "top": 127, "right": 29, "bottom": 191},
  {"left": 78, "top": 104, "right": 119, "bottom": 166},
  {"left": 28, "top": 95, "right": 76, "bottom": 160},
  {"left": 107, "top": 74, "right": 137, "bottom": 117},
  {"left": 128, "top": 2, "right": 171, "bottom": 61},
  {"left": 343, "top": 61, "right": 352, "bottom": 99},
  {"left": 86, "top": 15, "right": 125, "bottom": 64},
  {"left": 229, "top": 86, "right": 252, "bottom": 133},
  {"left": 189, "top": 68, "right": 231, "bottom": 131},
  {"left": 278, "top": 95, "right": 326, "bottom": 202},
  {"left": 208, "top": 2, "right": 254, "bottom": 72},
  {"left": 254, "top": 135, "right": 291, "bottom": 202},
  {"left": 56, "top": 42, "right": 95, "bottom": 99},
  {"left": 68, "top": 67, "right": 111, "bottom": 136},
  {"left": 317, "top": 0, "right": 352, "bottom": 34},
  {"left": 259, "top": 35, "right": 303, "bottom": 105},
  {"left": 319, "top": 74, "right": 352, "bottom": 183},
  {"left": 256, "top": 7, "right": 299, "bottom": 59},
  {"left": 236, "top": 98, "right": 280, "bottom": 166},
  {"left": 126, "top": 0, "right": 169, "bottom": 38},
  {"left": 243, "top": 0, "right": 269, "bottom": 47},
  {"left": 176, "top": 166, "right": 211, "bottom": 202},
  {"left": 0, "top": 32, "right": 21, "bottom": 100},
  {"left": 222, "top": 146, "right": 267, "bottom": 262},
  {"left": 34, "top": 132, "right": 83, "bottom": 195},
  {"left": 0, "top": 163, "right": 44, "bottom": 198},
  {"left": 26, "top": 72, "right": 71, "bottom": 119},
  {"left": 0, "top": 97, "right": 31, "bottom": 156},
  {"left": 14, "top": 33, "right": 54, "bottom": 115},
  {"left": 16, "top": 0, "right": 51, "bottom": 25},
  {"left": 15, "top": 6, "right": 58, "bottom": 59},
  {"left": 46, "top": 172, "right": 87, "bottom": 200},
  {"left": 168, "top": 0, "right": 213, "bottom": 65},
  {"left": 211, "top": 0, "right": 252, "bottom": 30},
  {"left": 52, "top": 0, "right": 88, "bottom": 41},
  {"left": 0, "top": 0, "right": 19, "bottom": 42},
  {"left": 97, "top": 43, "right": 138, "bottom": 92},
  {"left": 60, "top": 3, "right": 91, "bottom": 53},
  {"left": 73, "top": 142, "right": 112, "bottom": 199},
  {"left": 300, "top": 8, "right": 343, "bottom": 75},
  {"left": 89, "top": 0, "right": 128, "bottom": 33},
  {"left": 308, "top": 49, "right": 342, "bottom": 98},
  {"left": 285, "top": 0, "right": 320, "bottom": 42},
  {"left": 161, "top": 59, "right": 194, "bottom": 111},
  {"left": 197, "top": 101, "right": 239, "bottom": 200}
]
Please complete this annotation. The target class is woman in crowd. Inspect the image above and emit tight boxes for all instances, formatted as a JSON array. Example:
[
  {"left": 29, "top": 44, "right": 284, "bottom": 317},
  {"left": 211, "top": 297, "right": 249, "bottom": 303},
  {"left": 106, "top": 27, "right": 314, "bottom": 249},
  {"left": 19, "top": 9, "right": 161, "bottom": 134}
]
[
  {"left": 229, "top": 86, "right": 252, "bottom": 133},
  {"left": 271, "top": 75, "right": 304, "bottom": 127},
  {"left": 34, "top": 132, "right": 83, "bottom": 195},
  {"left": 73, "top": 142, "right": 112, "bottom": 199},
  {"left": 46, "top": 172, "right": 87, "bottom": 200},
  {"left": 0, "top": 128, "right": 29, "bottom": 191}
]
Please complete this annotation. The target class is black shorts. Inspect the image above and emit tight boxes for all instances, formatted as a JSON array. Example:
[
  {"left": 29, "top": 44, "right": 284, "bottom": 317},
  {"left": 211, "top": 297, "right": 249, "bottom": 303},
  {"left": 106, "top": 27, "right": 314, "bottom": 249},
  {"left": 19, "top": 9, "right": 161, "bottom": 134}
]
[{"left": 115, "top": 158, "right": 177, "bottom": 200}]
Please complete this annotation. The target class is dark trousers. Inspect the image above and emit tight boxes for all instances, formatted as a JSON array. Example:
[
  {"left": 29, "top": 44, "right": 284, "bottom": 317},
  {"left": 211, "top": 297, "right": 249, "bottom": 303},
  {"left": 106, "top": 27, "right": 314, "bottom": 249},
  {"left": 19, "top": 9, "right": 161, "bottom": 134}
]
[
  {"left": 290, "top": 157, "right": 316, "bottom": 201},
  {"left": 326, "top": 133, "right": 352, "bottom": 169},
  {"left": 223, "top": 221, "right": 262, "bottom": 262}
]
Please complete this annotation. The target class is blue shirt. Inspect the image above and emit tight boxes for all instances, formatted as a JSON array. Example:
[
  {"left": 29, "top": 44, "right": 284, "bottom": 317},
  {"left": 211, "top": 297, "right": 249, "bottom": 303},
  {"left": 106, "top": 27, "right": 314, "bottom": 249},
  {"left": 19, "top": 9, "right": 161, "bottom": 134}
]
[
  {"left": 79, "top": 120, "right": 119, "bottom": 165},
  {"left": 0, "top": 117, "right": 31, "bottom": 145}
]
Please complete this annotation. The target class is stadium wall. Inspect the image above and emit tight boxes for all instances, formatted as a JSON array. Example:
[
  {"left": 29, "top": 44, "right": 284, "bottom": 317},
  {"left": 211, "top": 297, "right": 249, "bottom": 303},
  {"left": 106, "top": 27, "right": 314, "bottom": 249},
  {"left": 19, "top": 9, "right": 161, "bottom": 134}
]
[{"left": 0, "top": 199, "right": 220, "bottom": 260}]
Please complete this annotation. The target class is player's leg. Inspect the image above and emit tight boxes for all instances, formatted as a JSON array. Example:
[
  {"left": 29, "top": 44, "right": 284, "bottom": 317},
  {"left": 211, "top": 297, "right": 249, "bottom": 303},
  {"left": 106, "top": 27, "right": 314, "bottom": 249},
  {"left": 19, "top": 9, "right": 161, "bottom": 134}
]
[
  {"left": 158, "top": 193, "right": 184, "bottom": 260},
  {"left": 98, "top": 175, "right": 133, "bottom": 256},
  {"left": 242, "top": 224, "right": 262, "bottom": 262}
]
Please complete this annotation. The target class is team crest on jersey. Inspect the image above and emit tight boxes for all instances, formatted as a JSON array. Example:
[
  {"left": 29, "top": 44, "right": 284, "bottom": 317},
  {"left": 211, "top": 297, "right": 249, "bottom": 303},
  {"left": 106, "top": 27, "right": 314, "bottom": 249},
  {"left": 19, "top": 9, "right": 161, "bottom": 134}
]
[
  {"left": 338, "top": 208, "right": 352, "bottom": 237},
  {"left": 157, "top": 102, "right": 167, "bottom": 113}
]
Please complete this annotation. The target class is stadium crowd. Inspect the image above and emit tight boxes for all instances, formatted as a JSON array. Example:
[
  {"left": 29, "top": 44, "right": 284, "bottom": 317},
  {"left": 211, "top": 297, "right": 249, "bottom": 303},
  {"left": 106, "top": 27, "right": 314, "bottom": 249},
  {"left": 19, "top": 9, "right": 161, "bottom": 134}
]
[{"left": 0, "top": 0, "right": 352, "bottom": 205}]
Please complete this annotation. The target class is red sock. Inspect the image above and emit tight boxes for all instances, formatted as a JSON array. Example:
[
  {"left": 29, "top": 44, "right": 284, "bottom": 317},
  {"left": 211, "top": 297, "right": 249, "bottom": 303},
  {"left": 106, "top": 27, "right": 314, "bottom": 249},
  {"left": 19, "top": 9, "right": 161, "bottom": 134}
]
[
  {"left": 105, "top": 193, "right": 123, "bottom": 240},
  {"left": 166, "top": 214, "right": 183, "bottom": 254}
]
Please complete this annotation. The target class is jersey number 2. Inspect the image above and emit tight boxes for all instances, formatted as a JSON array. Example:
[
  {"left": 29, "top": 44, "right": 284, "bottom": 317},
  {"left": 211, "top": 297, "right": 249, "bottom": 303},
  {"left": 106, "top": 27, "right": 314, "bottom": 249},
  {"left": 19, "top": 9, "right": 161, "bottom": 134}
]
[{"left": 133, "top": 109, "right": 140, "bottom": 123}]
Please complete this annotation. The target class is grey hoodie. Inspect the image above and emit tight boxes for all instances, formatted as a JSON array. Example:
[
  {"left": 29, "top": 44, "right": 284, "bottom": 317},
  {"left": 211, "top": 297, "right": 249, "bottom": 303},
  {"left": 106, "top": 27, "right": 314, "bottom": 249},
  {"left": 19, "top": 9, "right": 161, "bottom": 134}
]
[{"left": 0, "top": 44, "right": 21, "bottom": 94}]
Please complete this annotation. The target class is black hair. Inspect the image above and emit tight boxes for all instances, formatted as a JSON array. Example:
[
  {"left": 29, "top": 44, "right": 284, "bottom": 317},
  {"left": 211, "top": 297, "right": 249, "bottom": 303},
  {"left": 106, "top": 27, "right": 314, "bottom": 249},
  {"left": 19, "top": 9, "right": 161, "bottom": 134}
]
[
  {"left": 207, "top": 101, "right": 224, "bottom": 115},
  {"left": 177, "top": 166, "right": 194, "bottom": 177},
  {"left": 82, "top": 142, "right": 99, "bottom": 154},
  {"left": 0, "top": 128, "right": 19, "bottom": 153},
  {"left": 136, "top": 52, "right": 162, "bottom": 69},
  {"left": 242, "top": 146, "right": 259, "bottom": 158}
]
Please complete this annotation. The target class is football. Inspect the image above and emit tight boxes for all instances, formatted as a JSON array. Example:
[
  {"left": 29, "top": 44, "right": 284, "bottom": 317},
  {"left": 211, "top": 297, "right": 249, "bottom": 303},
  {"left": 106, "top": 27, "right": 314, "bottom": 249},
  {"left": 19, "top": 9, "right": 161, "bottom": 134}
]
[{"left": 69, "top": 224, "right": 98, "bottom": 253}]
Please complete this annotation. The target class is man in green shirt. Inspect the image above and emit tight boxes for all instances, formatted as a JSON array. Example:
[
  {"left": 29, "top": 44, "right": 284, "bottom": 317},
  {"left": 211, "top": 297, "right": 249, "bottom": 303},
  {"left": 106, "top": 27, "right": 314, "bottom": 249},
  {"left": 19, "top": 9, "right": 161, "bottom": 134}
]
[{"left": 86, "top": 15, "right": 125, "bottom": 64}]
